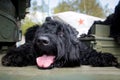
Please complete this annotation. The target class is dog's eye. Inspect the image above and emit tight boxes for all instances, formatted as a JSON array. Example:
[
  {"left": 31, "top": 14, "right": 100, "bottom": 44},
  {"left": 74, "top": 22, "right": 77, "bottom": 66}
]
[{"left": 57, "top": 32, "right": 64, "bottom": 37}]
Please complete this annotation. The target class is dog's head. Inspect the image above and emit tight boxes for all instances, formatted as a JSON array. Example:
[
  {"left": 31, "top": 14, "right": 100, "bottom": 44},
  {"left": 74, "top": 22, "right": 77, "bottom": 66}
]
[{"left": 33, "top": 18, "right": 79, "bottom": 69}]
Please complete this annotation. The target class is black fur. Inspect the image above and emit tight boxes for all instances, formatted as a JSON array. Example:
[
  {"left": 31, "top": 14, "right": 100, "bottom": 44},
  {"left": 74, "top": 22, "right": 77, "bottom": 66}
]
[
  {"left": 2, "top": 43, "right": 36, "bottom": 66},
  {"left": 2, "top": 18, "right": 120, "bottom": 69},
  {"left": 25, "top": 25, "right": 40, "bottom": 43}
]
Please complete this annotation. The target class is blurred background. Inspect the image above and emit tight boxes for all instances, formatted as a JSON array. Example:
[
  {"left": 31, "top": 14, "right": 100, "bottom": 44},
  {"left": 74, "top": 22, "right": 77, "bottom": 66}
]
[{"left": 21, "top": 0, "right": 119, "bottom": 35}]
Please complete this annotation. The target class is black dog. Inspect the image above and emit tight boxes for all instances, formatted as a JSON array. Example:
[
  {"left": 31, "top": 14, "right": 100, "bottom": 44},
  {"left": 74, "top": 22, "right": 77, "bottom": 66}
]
[{"left": 2, "top": 18, "right": 120, "bottom": 69}]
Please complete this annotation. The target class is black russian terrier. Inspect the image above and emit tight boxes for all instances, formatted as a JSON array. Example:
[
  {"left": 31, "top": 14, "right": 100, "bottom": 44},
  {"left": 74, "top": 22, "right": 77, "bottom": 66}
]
[{"left": 2, "top": 18, "right": 120, "bottom": 69}]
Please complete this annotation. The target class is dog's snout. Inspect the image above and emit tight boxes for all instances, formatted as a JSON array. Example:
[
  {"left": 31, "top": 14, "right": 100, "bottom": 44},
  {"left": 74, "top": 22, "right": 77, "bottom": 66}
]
[{"left": 37, "top": 36, "right": 50, "bottom": 45}]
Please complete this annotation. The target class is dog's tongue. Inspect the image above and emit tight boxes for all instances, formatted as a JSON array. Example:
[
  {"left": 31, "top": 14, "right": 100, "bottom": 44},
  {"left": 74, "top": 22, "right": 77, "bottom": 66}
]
[{"left": 36, "top": 55, "right": 55, "bottom": 68}]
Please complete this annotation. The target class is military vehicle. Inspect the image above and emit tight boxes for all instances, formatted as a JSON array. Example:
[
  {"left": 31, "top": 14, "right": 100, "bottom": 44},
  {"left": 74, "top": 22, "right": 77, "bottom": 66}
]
[{"left": 0, "top": 0, "right": 30, "bottom": 51}]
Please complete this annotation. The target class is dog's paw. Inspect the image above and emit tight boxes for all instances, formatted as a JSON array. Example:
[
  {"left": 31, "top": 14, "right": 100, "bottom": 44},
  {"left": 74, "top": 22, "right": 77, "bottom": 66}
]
[{"left": 2, "top": 54, "right": 26, "bottom": 67}]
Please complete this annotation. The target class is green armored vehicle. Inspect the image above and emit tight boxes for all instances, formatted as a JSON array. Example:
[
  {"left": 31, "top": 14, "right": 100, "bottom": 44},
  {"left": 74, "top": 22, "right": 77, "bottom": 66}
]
[{"left": 0, "top": 0, "right": 30, "bottom": 50}]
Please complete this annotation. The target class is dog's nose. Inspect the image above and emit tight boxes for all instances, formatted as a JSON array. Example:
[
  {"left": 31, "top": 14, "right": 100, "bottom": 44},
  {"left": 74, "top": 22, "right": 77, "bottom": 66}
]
[{"left": 37, "top": 36, "right": 50, "bottom": 45}]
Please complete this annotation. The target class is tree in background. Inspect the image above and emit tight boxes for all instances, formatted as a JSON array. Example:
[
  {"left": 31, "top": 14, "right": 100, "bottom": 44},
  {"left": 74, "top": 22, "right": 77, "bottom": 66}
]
[
  {"left": 77, "top": 0, "right": 105, "bottom": 17},
  {"left": 54, "top": 1, "right": 74, "bottom": 13},
  {"left": 54, "top": 0, "right": 107, "bottom": 18}
]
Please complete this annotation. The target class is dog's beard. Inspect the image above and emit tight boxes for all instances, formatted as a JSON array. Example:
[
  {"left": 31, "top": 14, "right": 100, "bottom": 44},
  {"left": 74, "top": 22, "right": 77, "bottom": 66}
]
[
  {"left": 34, "top": 43, "right": 57, "bottom": 69},
  {"left": 35, "top": 39, "right": 66, "bottom": 69}
]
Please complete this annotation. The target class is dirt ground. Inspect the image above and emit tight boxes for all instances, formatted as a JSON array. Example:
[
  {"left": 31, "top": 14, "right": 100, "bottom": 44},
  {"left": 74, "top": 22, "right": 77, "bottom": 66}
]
[{"left": 0, "top": 54, "right": 120, "bottom": 80}]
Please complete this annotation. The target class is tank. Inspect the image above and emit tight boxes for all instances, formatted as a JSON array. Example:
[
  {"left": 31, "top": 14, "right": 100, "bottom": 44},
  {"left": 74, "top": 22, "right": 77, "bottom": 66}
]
[
  {"left": 0, "top": 0, "right": 30, "bottom": 50},
  {"left": 79, "top": 24, "right": 120, "bottom": 60}
]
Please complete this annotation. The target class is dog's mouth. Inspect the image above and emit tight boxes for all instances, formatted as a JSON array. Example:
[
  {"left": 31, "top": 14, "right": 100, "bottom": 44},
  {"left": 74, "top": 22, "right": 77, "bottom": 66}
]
[
  {"left": 34, "top": 42, "right": 57, "bottom": 69},
  {"left": 36, "top": 53, "right": 56, "bottom": 69}
]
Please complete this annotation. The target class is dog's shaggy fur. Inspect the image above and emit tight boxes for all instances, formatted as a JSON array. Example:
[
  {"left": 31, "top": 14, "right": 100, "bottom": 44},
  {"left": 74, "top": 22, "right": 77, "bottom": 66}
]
[
  {"left": 25, "top": 25, "right": 40, "bottom": 43},
  {"left": 2, "top": 18, "right": 120, "bottom": 69}
]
